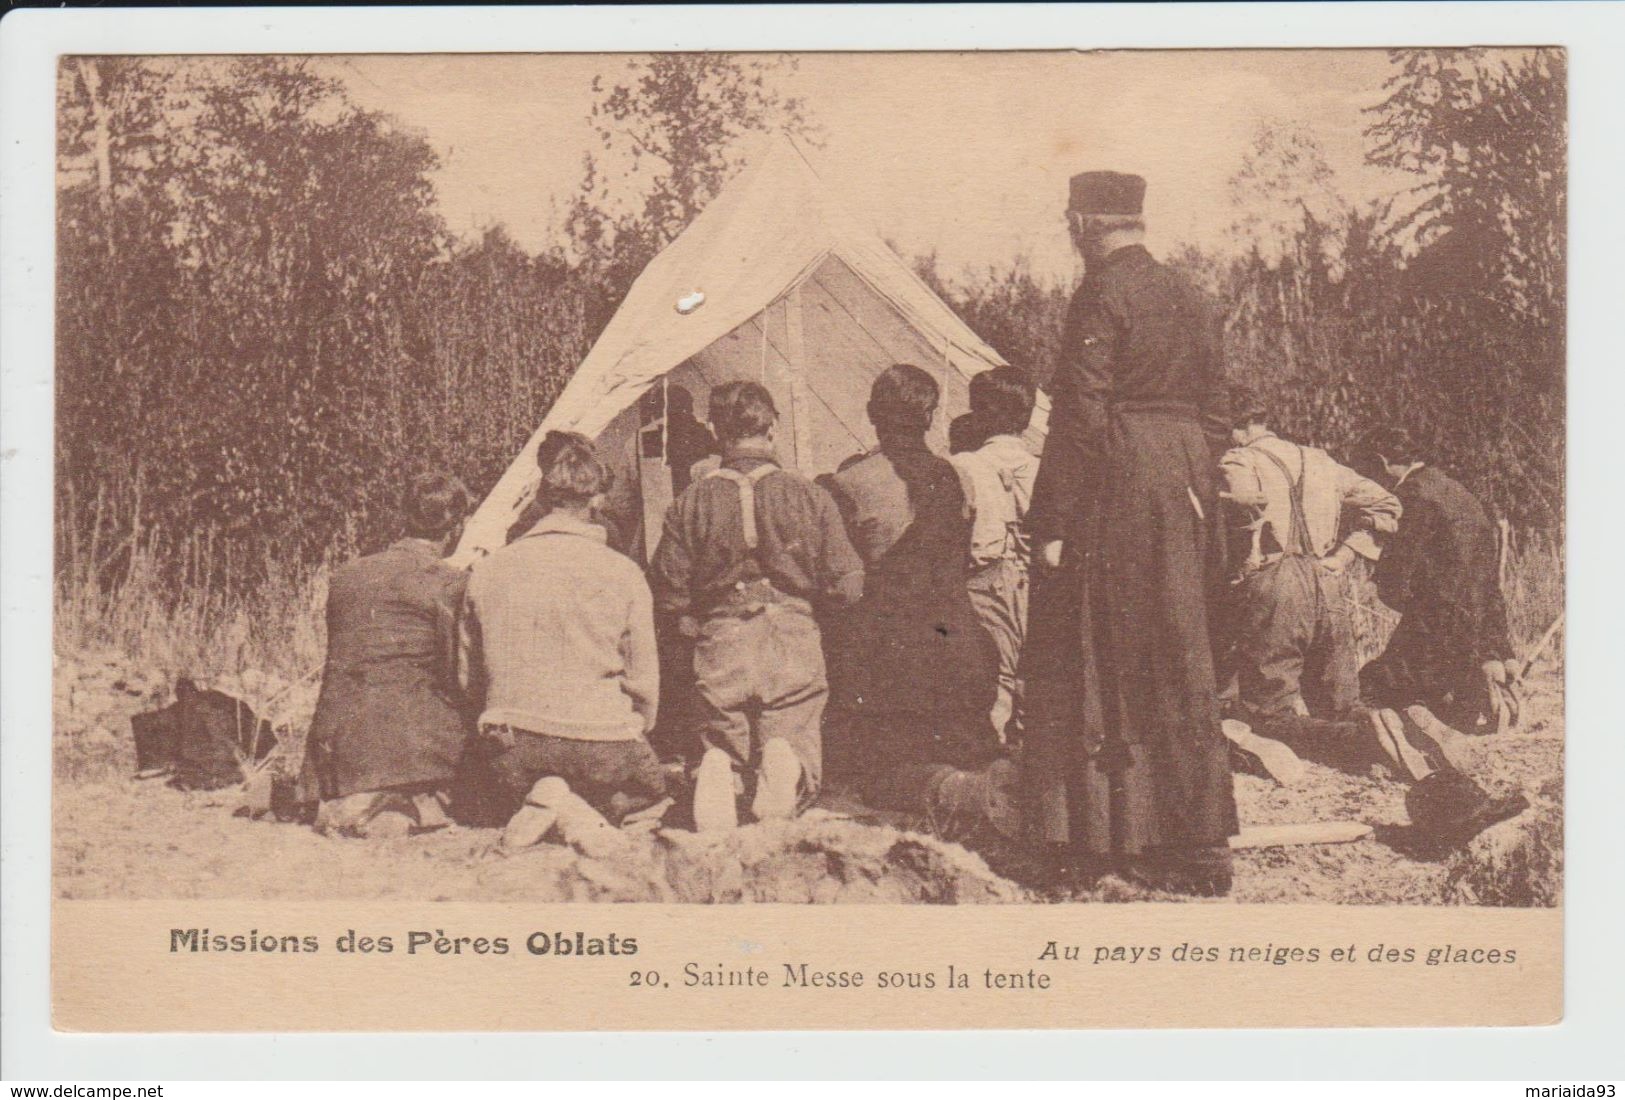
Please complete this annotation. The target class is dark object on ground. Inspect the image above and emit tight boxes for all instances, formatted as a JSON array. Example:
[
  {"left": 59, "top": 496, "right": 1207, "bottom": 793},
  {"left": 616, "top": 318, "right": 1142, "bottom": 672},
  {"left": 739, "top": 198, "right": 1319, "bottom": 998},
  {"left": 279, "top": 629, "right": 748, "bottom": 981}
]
[
  {"left": 129, "top": 679, "right": 275, "bottom": 791},
  {"left": 1397, "top": 770, "right": 1530, "bottom": 860},
  {"left": 1119, "top": 845, "right": 1234, "bottom": 898},
  {"left": 131, "top": 709, "right": 179, "bottom": 777},
  {"left": 271, "top": 776, "right": 313, "bottom": 823}
]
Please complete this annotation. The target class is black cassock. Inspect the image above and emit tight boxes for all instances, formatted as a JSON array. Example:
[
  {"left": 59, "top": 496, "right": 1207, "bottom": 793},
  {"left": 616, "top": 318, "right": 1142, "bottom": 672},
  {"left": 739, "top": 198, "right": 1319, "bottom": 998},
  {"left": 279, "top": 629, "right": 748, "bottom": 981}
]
[{"left": 1022, "top": 244, "right": 1238, "bottom": 857}]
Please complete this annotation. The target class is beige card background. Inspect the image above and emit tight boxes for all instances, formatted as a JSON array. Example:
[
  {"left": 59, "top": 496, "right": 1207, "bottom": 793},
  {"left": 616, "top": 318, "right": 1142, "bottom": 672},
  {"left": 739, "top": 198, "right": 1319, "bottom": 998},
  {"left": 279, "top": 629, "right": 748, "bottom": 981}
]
[
  {"left": 55, "top": 901, "right": 1560, "bottom": 1031},
  {"left": 43, "top": 46, "right": 1567, "bottom": 1036}
]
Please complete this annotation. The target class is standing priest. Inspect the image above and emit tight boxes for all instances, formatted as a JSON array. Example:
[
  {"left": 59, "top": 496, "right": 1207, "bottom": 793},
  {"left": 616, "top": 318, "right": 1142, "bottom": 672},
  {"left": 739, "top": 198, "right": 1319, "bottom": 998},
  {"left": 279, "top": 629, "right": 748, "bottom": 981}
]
[{"left": 1021, "top": 171, "right": 1238, "bottom": 896}]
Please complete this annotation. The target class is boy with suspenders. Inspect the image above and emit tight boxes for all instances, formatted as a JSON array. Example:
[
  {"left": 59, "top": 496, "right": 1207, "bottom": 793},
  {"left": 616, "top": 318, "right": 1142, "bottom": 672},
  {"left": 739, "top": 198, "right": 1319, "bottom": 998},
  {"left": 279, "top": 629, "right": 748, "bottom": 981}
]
[
  {"left": 1218, "top": 389, "right": 1441, "bottom": 778},
  {"left": 650, "top": 381, "right": 865, "bottom": 831},
  {"left": 1218, "top": 392, "right": 1531, "bottom": 851}
]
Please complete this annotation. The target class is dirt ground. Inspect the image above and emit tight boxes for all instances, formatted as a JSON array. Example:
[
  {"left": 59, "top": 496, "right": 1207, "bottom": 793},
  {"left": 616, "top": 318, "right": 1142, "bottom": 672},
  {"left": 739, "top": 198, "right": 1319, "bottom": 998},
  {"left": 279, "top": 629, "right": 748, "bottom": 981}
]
[{"left": 52, "top": 648, "right": 1563, "bottom": 905}]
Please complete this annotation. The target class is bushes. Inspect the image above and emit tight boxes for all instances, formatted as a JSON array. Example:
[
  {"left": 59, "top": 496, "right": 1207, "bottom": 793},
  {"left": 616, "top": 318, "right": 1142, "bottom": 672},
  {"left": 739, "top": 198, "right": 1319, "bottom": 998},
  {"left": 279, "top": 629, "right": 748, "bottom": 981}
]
[
  {"left": 56, "top": 55, "right": 817, "bottom": 589},
  {"left": 56, "top": 50, "right": 1562, "bottom": 601}
]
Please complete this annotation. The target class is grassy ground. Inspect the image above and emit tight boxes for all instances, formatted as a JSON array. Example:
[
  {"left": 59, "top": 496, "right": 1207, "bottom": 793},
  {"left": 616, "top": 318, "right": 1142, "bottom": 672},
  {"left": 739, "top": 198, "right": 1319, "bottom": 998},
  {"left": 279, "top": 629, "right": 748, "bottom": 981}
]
[
  {"left": 52, "top": 644, "right": 1563, "bottom": 906},
  {"left": 52, "top": 534, "right": 1563, "bottom": 905}
]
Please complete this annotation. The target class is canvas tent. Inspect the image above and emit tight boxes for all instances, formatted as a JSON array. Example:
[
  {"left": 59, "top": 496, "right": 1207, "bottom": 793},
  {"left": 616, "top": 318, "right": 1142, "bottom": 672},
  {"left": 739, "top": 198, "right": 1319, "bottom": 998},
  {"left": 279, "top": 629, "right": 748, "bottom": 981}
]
[{"left": 455, "top": 135, "right": 1045, "bottom": 565}]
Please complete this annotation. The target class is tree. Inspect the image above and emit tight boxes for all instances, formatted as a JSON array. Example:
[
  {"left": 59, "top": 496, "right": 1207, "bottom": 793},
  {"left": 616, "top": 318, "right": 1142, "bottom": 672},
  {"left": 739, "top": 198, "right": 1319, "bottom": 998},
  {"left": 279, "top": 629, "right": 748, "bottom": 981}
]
[
  {"left": 565, "top": 53, "right": 818, "bottom": 317},
  {"left": 1198, "top": 49, "right": 1566, "bottom": 533},
  {"left": 1366, "top": 48, "right": 1566, "bottom": 326},
  {"left": 56, "top": 57, "right": 450, "bottom": 574},
  {"left": 1226, "top": 119, "right": 1349, "bottom": 272},
  {"left": 914, "top": 251, "right": 1070, "bottom": 392}
]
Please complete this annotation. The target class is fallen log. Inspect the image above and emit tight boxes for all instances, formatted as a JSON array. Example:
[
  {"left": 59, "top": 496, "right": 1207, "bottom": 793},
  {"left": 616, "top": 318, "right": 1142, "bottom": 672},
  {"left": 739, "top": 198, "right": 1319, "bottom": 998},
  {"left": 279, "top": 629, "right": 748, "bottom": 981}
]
[{"left": 1229, "top": 821, "right": 1373, "bottom": 849}]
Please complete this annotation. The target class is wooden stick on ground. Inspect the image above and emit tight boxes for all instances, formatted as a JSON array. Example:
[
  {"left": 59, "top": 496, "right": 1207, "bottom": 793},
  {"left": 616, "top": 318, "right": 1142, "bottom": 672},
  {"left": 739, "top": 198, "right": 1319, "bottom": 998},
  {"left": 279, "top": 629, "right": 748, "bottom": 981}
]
[
  {"left": 1519, "top": 612, "right": 1565, "bottom": 678},
  {"left": 1229, "top": 821, "right": 1373, "bottom": 850}
]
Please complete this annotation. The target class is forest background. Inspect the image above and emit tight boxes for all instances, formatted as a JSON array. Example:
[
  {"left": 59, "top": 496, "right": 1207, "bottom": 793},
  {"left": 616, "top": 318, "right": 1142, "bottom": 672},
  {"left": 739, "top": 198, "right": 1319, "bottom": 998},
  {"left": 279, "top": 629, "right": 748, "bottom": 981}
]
[{"left": 53, "top": 49, "right": 1565, "bottom": 676}]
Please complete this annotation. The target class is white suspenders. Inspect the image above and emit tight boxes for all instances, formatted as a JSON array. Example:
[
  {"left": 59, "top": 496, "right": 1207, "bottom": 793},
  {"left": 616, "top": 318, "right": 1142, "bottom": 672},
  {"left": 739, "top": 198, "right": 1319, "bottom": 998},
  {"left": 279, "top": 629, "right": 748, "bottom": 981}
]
[{"left": 704, "top": 463, "right": 780, "bottom": 551}]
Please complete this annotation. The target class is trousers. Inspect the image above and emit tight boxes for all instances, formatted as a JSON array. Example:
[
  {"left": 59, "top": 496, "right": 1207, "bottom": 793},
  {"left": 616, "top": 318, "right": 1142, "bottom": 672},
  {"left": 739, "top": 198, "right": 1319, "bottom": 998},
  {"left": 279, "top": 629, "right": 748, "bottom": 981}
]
[
  {"left": 693, "top": 600, "right": 827, "bottom": 796},
  {"left": 966, "top": 557, "right": 1029, "bottom": 741},
  {"left": 1230, "top": 555, "right": 1361, "bottom": 735},
  {"left": 485, "top": 728, "right": 667, "bottom": 825}
]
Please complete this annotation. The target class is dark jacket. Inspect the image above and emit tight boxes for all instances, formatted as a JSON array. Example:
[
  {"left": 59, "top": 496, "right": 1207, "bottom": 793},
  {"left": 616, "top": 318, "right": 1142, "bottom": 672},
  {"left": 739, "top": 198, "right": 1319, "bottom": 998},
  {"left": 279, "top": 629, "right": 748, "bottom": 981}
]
[
  {"left": 303, "top": 539, "right": 471, "bottom": 800},
  {"left": 649, "top": 443, "right": 864, "bottom": 617},
  {"left": 1376, "top": 465, "right": 1513, "bottom": 666},
  {"left": 1022, "top": 243, "right": 1237, "bottom": 856},
  {"left": 822, "top": 436, "right": 999, "bottom": 734}
]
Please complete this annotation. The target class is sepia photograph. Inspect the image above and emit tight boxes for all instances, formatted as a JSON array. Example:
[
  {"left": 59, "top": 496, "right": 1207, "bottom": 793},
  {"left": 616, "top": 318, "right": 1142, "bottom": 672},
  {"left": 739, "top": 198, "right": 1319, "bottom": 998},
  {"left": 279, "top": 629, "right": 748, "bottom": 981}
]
[{"left": 50, "top": 47, "right": 1564, "bottom": 917}]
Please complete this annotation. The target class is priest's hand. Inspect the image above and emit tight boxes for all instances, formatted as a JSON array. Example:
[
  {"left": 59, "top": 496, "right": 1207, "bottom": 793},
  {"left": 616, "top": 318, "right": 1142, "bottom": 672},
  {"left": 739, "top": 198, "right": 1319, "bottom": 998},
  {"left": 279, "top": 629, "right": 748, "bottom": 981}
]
[{"left": 1040, "top": 540, "right": 1064, "bottom": 570}]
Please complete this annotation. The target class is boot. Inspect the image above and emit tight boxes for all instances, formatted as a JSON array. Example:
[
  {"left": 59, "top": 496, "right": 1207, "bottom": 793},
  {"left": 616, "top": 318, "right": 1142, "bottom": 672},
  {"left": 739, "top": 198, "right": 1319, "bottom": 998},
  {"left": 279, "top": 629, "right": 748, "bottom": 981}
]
[
  {"left": 751, "top": 738, "right": 803, "bottom": 822},
  {"left": 927, "top": 764, "right": 983, "bottom": 826},
  {"left": 1221, "top": 718, "right": 1309, "bottom": 786},
  {"left": 409, "top": 791, "right": 451, "bottom": 834},
  {"left": 500, "top": 794, "right": 559, "bottom": 851},
  {"left": 1400, "top": 705, "right": 1474, "bottom": 774},
  {"left": 1366, "top": 708, "right": 1433, "bottom": 782},
  {"left": 692, "top": 747, "right": 739, "bottom": 832},
  {"left": 981, "top": 757, "right": 1022, "bottom": 840},
  {"left": 361, "top": 809, "right": 415, "bottom": 840},
  {"left": 928, "top": 760, "right": 1022, "bottom": 839},
  {"left": 529, "top": 776, "right": 630, "bottom": 859}
]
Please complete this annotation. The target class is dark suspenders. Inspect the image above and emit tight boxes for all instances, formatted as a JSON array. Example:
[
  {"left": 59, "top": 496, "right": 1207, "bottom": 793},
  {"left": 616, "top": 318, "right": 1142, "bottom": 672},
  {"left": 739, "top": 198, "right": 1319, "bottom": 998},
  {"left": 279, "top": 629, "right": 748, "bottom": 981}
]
[{"left": 1257, "top": 444, "right": 1315, "bottom": 558}]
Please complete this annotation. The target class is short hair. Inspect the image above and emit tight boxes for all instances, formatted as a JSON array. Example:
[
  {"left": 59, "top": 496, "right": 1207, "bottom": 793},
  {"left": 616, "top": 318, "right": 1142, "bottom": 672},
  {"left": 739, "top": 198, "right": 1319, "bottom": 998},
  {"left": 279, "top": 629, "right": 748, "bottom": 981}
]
[
  {"left": 668, "top": 384, "right": 695, "bottom": 416},
  {"left": 708, "top": 380, "right": 778, "bottom": 444},
  {"left": 534, "top": 430, "right": 611, "bottom": 511},
  {"left": 948, "top": 412, "right": 985, "bottom": 455},
  {"left": 868, "top": 364, "right": 939, "bottom": 435},
  {"left": 1352, "top": 425, "right": 1422, "bottom": 468},
  {"left": 403, "top": 472, "right": 470, "bottom": 540},
  {"left": 969, "top": 367, "right": 1036, "bottom": 437},
  {"left": 1228, "top": 382, "right": 1267, "bottom": 429}
]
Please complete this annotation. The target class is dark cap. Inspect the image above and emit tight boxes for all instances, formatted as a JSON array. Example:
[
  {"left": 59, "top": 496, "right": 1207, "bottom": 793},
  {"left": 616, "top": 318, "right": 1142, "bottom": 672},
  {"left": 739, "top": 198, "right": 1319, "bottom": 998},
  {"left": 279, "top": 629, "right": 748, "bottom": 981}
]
[
  {"left": 1403, "top": 769, "right": 1529, "bottom": 858},
  {"left": 1069, "top": 171, "right": 1146, "bottom": 216}
]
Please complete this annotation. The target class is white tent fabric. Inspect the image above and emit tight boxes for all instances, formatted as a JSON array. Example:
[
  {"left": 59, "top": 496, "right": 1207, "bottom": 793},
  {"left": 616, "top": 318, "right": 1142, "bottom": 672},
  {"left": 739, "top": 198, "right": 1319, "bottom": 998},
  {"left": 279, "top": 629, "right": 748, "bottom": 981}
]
[{"left": 455, "top": 135, "right": 1046, "bottom": 563}]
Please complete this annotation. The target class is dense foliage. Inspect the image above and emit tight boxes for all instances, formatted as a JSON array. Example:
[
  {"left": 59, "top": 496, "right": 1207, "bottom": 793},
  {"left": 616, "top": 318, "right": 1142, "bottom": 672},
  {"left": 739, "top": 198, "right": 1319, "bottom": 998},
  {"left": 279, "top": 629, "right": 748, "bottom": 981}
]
[
  {"left": 56, "top": 55, "right": 810, "bottom": 582},
  {"left": 924, "top": 48, "right": 1565, "bottom": 533},
  {"left": 55, "top": 50, "right": 1563, "bottom": 595}
]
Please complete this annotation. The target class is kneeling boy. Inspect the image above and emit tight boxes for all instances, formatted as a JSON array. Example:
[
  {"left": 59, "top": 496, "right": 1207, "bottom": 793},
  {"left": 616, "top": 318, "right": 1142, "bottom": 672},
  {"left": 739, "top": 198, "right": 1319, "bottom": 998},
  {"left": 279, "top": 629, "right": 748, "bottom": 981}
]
[
  {"left": 460, "top": 432, "right": 667, "bottom": 854},
  {"left": 650, "top": 381, "right": 865, "bottom": 830}
]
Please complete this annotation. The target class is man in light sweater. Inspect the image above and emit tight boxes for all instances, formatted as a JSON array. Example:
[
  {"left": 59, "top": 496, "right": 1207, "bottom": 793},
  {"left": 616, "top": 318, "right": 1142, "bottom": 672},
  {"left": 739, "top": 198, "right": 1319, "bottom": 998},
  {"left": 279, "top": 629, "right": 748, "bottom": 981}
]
[{"left": 460, "top": 431, "right": 667, "bottom": 854}]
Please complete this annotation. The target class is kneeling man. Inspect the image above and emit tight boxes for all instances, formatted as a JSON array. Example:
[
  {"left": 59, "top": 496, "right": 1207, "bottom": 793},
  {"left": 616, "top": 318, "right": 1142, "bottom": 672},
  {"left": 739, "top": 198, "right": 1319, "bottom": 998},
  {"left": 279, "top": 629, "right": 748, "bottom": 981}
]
[
  {"left": 302, "top": 473, "right": 474, "bottom": 838},
  {"left": 461, "top": 433, "right": 669, "bottom": 855}
]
